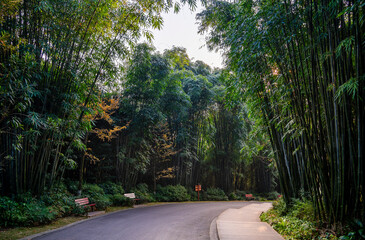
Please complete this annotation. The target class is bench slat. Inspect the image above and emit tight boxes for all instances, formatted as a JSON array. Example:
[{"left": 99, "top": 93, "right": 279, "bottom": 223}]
[
  {"left": 124, "top": 193, "right": 136, "bottom": 199},
  {"left": 75, "top": 198, "right": 90, "bottom": 206}
]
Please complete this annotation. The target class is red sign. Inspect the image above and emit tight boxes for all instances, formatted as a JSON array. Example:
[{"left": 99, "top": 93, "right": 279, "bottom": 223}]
[{"left": 195, "top": 185, "right": 202, "bottom": 201}]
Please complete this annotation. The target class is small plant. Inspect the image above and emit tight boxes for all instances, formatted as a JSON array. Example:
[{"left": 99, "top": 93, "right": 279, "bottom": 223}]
[{"left": 340, "top": 219, "right": 365, "bottom": 240}]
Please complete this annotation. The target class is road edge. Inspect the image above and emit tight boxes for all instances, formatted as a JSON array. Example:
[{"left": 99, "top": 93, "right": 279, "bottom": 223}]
[{"left": 209, "top": 217, "right": 219, "bottom": 240}]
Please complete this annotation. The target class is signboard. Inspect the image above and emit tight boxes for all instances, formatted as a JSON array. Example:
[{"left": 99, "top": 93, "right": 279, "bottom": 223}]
[{"left": 195, "top": 185, "right": 201, "bottom": 200}]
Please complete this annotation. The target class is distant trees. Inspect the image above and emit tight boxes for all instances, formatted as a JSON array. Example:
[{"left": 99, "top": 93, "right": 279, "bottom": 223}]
[
  {"left": 198, "top": 0, "right": 364, "bottom": 223},
  {"left": 0, "top": 0, "right": 276, "bottom": 199},
  {"left": 82, "top": 43, "right": 276, "bottom": 194}
]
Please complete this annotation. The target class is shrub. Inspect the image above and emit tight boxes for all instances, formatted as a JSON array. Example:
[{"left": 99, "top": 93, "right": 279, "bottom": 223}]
[
  {"left": 110, "top": 194, "right": 134, "bottom": 207},
  {"left": 82, "top": 183, "right": 112, "bottom": 210},
  {"left": 0, "top": 195, "right": 57, "bottom": 227},
  {"left": 82, "top": 183, "right": 105, "bottom": 197},
  {"left": 99, "top": 182, "right": 124, "bottom": 195},
  {"left": 266, "top": 191, "right": 280, "bottom": 200},
  {"left": 229, "top": 192, "right": 238, "bottom": 200},
  {"left": 272, "top": 197, "right": 287, "bottom": 216},
  {"left": 40, "top": 190, "right": 75, "bottom": 217},
  {"left": 64, "top": 180, "right": 79, "bottom": 195},
  {"left": 132, "top": 183, "right": 155, "bottom": 203},
  {"left": 203, "top": 188, "right": 228, "bottom": 201},
  {"left": 155, "top": 185, "right": 190, "bottom": 202},
  {"left": 228, "top": 190, "right": 246, "bottom": 200},
  {"left": 288, "top": 198, "right": 315, "bottom": 222},
  {"left": 187, "top": 188, "right": 198, "bottom": 201},
  {"left": 261, "top": 198, "right": 317, "bottom": 239}
]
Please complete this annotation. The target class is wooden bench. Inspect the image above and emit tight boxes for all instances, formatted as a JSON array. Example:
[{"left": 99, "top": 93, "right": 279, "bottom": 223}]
[
  {"left": 245, "top": 194, "right": 255, "bottom": 200},
  {"left": 124, "top": 193, "right": 140, "bottom": 204},
  {"left": 75, "top": 197, "right": 96, "bottom": 211}
]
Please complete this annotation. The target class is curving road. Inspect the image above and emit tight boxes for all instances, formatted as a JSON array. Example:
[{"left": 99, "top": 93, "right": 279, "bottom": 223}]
[{"left": 33, "top": 202, "right": 254, "bottom": 240}]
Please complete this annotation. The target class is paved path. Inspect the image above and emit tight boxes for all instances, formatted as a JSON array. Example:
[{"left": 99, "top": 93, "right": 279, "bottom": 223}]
[
  {"left": 217, "top": 202, "right": 284, "bottom": 240},
  {"left": 24, "top": 202, "right": 282, "bottom": 240},
  {"left": 29, "top": 202, "right": 248, "bottom": 240}
]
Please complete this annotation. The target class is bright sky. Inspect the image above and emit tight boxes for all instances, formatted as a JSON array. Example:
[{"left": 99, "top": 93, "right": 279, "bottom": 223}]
[{"left": 148, "top": 4, "right": 224, "bottom": 69}]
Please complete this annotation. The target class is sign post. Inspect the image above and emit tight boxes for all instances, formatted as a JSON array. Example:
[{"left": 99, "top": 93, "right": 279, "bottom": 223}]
[{"left": 195, "top": 184, "right": 201, "bottom": 201}]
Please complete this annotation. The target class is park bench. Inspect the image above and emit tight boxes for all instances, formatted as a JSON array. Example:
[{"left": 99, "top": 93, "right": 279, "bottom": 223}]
[
  {"left": 124, "top": 193, "right": 141, "bottom": 204},
  {"left": 245, "top": 194, "right": 255, "bottom": 200},
  {"left": 75, "top": 197, "right": 96, "bottom": 211}
]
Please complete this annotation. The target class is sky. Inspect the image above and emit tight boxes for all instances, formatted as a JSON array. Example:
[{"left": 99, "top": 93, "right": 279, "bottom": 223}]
[{"left": 148, "top": 4, "right": 224, "bottom": 69}]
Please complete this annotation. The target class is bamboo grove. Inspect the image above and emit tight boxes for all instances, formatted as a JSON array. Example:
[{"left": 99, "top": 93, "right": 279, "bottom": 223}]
[
  {"left": 0, "top": 0, "right": 276, "bottom": 198},
  {"left": 198, "top": 0, "right": 364, "bottom": 223},
  {"left": 76, "top": 44, "right": 276, "bottom": 194},
  {"left": 0, "top": 0, "right": 197, "bottom": 195}
]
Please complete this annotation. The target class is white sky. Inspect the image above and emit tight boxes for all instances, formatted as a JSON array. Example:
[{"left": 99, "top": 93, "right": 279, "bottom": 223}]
[{"left": 148, "top": 4, "right": 224, "bottom": 69}]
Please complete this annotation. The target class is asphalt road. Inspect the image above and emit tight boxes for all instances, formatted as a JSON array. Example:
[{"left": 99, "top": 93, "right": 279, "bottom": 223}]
[{"left": 33, "top": 202, "right": 251, "bottom": 240}]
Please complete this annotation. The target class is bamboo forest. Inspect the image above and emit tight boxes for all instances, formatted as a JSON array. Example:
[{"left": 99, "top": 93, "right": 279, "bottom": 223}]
[{"left": 0, "top": 0, "right": 364, "bottom": 239}]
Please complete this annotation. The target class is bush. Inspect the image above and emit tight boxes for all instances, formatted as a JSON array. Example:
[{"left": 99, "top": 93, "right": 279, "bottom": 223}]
[
  {"left": 229, "top": 192, "right": 238, "bottom": 200},
  {"left": 187, "top": 188, "right": 198, "bottom": 201},
  {"left": 40, "top": 190, "right": 75, "bottom": 217},
  {"left": 288, "top": 198, "right": 315, "bottom": 222},
  {"left": 259, "top": 191, "right": 280, "bottom": 201},
  {"left": 0, "top": 195, "right": 56, "bottom": 227},
  {"left": 82, "top": 183, "right": 112, "bottom": 210},
  {"left": 155, "top": 185, "right": 190, "bottom": 202},
  {"left": 110, "top": 194, "right": 134, "bottom": 207},
  {"left": 203, "top": 188, "right": 228, "bottom": 201},
  {"left": 260, "top": 198, "right": 317, "bottom": 239},
  {"left": 228, "top": 190, "right": 246, "bottom": 200},
  {"left": 132, "top": 183, "right": 155, "bottom": 203},
  {"left": 272, "top": 197, "right": 287, "bottom": 215},
  {"left": 99, "top": 182, "right": 124, "bottom": 195},
  {"left": 64, "top": 180, "right": 79, "bottom": 195}
]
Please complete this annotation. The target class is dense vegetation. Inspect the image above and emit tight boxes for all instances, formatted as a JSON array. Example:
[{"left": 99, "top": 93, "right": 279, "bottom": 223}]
[
  {"left": 1, "top": 0, "right": 364, "bottom": 237},
  {"left": 197, "top": 0, "right": 364, "bottom": 230},
  {"left": 0, "top": 0, "right": 275, "bottom": 226}
]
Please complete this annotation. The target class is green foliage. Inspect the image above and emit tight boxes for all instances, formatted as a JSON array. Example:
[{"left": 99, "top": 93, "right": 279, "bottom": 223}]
[
  {"left": 110, "top": 194, "right": 134, "bottom": 207},
  {"left": 203, "top": 188, "right": 228, "bottom": 201},
  {"left": 65, "top": 180, "right": 79, "bottom": 195},
  {"left": 98, "top": 182, "right": 124, "bottom": 195},
  {"left": 261, "top": 198, "right": 317, "bottom": 239},
  {"left": 132, "top": 183, "right": 155, "bottom": 203},
  {"left": 82, "top": 184, "right": 111, "bottom": 210},
  {"left": 197, "top": 0, "right": 365, "bottom": 225},
  {"left": 340, "top": 220, "right": 365, "bottom": 240},
  {"left": 229, "top": 192, "right": 239, "bottom": 200},
  {"left": 187, "top": 188, "right": 198, "bottom": 201},
  {"left": 40, "top": 191, "right": 75, "bottom": 217},
  {"left": 0, "top": 195, "right": 56, "bottom": 227},
  {"left": 261, "top": 191, "right": 280, "bottom": 201},
  {"left": 155, "top": 185, "right": 190, "bottom": 202}
]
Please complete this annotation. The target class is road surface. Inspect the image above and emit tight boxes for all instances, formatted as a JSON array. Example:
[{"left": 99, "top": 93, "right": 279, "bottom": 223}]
[{"left": 33, "top": 202, "right": 256, "bottom": 240}]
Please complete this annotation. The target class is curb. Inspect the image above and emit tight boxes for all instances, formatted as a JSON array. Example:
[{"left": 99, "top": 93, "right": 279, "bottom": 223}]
[{"left": 209, "top": 217, "right": 219, "bottom": 240}]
